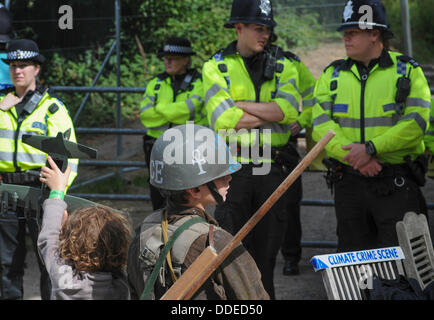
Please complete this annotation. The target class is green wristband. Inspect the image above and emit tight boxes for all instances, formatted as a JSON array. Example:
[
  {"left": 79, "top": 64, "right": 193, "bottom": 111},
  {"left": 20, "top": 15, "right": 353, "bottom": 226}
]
[{"left": 49, "top": 190, "right": 65, "bottom": 200}]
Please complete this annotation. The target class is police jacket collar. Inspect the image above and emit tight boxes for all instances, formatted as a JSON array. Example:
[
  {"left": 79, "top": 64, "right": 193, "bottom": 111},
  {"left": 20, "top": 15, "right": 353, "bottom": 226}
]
[
  {"left": 156, "top": 68, "right": 199, "bottom": 81},
  {"left": 221, "top": 41, "right": 239, "bottom": 57},
  {"left": 341, "top": 49, "right": 394, "bottom": 71}
]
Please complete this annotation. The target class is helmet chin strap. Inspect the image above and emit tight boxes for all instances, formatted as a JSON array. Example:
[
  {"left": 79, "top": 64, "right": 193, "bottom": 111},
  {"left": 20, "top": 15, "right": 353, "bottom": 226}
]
[{"left": 206, "top": 181, "right": 224, "bottom": 205}]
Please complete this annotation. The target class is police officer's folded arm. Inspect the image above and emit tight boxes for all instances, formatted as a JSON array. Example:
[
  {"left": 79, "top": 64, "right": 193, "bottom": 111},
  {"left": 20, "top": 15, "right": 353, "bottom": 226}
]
[
  {"left": 140, "top": 102, "right": 169, "bottom": 128},
  {"left": 155, "top": 81, "right": 204, "bottom": 124},
  {"left": 235, "top": 100, "right": 284, "bottom": 122},
  {"left": 234, "top": 111, "right": 268, "bottom": 131},
  {"left": 139, "top": 83, "right": 169, "bottom": 128}
]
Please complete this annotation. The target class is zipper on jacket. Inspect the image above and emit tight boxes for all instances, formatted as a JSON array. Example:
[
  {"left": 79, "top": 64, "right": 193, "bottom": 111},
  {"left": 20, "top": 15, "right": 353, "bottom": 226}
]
[
  {"left": 13, "top": 117, "right": 24, "bottom": 172},
  {"left": 359, "top": 70, "right": 368, "bottom": 143}
]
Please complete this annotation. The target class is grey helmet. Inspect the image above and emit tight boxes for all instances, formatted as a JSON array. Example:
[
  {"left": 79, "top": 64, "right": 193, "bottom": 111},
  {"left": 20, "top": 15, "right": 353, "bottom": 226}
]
[{"left": 149, "top": 123, "right": 241, "bottom": 192}]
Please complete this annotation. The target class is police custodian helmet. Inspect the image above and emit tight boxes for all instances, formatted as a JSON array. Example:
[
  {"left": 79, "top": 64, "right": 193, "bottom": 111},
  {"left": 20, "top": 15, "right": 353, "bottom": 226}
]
[
  {"left": 224, "top": 0, "right": 277, "bottom": 29},
  {"left": 338, "top": 0, "right": 394, "bottom": 39},
  {"left": 149, "top": 123, "right": 241, "bottom": 191}
]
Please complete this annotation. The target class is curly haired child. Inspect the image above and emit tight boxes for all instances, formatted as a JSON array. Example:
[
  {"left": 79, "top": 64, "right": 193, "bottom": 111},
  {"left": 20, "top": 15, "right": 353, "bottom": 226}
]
[{"left": 37, "top": 156, "right": 132, "bottom": 300}]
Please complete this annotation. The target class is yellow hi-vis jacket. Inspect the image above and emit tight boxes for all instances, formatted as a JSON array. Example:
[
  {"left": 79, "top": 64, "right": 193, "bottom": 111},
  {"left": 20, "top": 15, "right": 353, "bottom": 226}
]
[
  {"left": 0, "top": 87, "right": 78, "bottom": 186},
  {"left": 424, "top": 97, "right": 434, "bottom": 177},
  {"left": 312, "top": 50, "right": 431, "bottom": 165},
  {"left": 424, "top": 97, "right": 434, "bottom": 152},
  {"left": 202, "top": 41, "right": 316, "bottom": 162},
  {"left": 140, "top": 69, "right": 206, "bottom": 139}
]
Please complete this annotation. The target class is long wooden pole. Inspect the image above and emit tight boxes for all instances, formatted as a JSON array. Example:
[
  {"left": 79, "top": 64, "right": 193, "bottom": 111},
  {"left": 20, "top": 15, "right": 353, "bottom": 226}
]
[{"left": 161, "top": 129, "right": 335, "bottom": 300}]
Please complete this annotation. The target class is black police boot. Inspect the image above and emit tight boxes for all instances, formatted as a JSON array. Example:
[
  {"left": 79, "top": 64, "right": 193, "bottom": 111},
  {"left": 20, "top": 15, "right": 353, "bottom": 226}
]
[{"left": 283, "top": 260, "right": 299, "bottom": 276}]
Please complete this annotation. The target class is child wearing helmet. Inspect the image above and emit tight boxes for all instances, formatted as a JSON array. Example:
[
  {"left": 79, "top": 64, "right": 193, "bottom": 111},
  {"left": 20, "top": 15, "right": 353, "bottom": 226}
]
[{"left": 127, "top": 124, "right": 269, "bottom": 300}]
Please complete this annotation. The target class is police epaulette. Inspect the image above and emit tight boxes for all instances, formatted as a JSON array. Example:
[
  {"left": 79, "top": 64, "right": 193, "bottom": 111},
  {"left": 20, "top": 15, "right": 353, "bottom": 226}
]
[
  {"left": 397, "top": 55, "right": 420, "bottom": 68},
  {"left": 156, "top": 72, "right": 169, "bottom": 81},
  {"left": 46, "top": 87, "right": 66, "bottom": 107},
  {"left": 46, "top": 87, "right": 57, "bottom": 98},
  {"left": 208, "top": 48, "right": 224, "bottom": 61},
  {"left": 324, "top": 59, "right": 346, "bottom": 72},
  {"left": 283, "top": 50, "right": 300, "bottom": 62}
]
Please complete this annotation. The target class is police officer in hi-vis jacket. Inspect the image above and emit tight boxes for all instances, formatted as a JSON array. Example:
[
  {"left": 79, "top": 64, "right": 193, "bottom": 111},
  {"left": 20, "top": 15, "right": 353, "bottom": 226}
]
[{"left": 312, "top": 0, "right": 431, "bottom": 253}]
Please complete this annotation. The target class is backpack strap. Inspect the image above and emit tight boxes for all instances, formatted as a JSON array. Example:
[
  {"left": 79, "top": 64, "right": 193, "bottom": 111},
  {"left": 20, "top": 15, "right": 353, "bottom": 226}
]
[{"left": 140, "top": 216, "right": 207, "bottom": 300}]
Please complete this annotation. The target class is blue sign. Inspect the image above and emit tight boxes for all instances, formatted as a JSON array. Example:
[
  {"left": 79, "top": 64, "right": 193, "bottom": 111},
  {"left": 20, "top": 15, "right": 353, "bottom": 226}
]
[{"left": 310, "top": 246, "right": 404, "bottom": 272}]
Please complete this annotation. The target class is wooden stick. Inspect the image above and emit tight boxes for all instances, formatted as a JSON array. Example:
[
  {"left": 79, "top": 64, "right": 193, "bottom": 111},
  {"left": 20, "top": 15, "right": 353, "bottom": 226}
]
[
  {"left": 160, "top": 246, "right": 218, "bottom": 300},
  {"left": 161, "top": 129, "right": 336, "bottom": 300}
]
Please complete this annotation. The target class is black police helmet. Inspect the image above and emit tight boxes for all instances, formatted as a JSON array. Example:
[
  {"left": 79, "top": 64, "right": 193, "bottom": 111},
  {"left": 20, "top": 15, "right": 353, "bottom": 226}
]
[
  {"left": 338, "top": 0, "right": 394, "bottom": 39},
  {"left": 157, "top": 37, "right": 196, "bottom": 59},
  {"left": 224, "top": 0, "right": 277, "bottom": 29},
  {"left": 0, "top": 7, "right": 15, "bottom": 43},
  {"left": 1, "top": 39, "right": 45, "bottom": 65}
]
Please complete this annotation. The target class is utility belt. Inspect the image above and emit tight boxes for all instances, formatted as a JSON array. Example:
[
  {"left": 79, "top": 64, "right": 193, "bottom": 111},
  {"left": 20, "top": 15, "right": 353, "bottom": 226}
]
[
  {"left": 323, "top": 155, "right": 427, "bottom": 196},
  {"left": 235, "top": 142, "right": 300, "bottom": 173},
  {"left": 0, "top": 190, "right": 42, "bottom": 222},
  {"left": 0, "top": 171, "right": 41, "bottom": 185}
]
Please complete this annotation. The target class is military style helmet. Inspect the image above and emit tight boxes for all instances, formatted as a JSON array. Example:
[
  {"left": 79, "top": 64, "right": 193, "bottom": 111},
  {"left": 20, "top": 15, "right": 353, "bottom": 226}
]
[
  {"left": 149, "top": 124, "right": 241, "bottom": 191},
  {"left": 224, "top": 0, "right": 277, "bottom": 29},
  {"left": 338, "top": 0, "right": 394, "bottom": 39}
]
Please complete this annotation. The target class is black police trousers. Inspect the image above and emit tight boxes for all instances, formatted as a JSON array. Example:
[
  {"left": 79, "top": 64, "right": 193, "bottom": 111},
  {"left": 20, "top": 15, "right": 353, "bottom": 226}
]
[
  {"left": 333, "top": 172, "right": 427, "bottom": 253},
  {"left": 0, "top": 198, "right": 51, "bottom": 300},
  {"left": 280, "top": 168, "right": 302, "bottom": 266},
  {"left": 214, "top": 163, "right": 299, "bottom": 300}
]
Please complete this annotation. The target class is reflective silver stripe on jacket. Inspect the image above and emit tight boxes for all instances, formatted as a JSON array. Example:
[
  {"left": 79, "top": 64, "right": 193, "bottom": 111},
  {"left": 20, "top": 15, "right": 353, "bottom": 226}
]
[
  {"left": 0, "top": 151, "right": 46, "bottom": 164},
  {"left": 210, "top": 98, "right": 235, "bottom": 130},
  {"left": 319, "top": 101, "right": 333, "bottom": 112},
  {"left": 205, "top": 83, "right": 221, "bottom": 104},
  {"left": 140, "top": 102, "right": 154, "bottom": 114},
  {"left": 336, "top": 116, "right": 400, "bottom": 128},
  {"left": 400, "top": 112, "right": 428, "bottom": 132},
  {"left": 406, "top": 97, "right": 431, "bottom": 109},
  {"left": 334, "top": 113, "right": 426, "bottom": 132},
  {"left": 141, "top": 94, "right": 155, "bottom": 103},
  {"left": 0, "top": 129, "right": 44, "bottom": 140},
  {"left": 275, "top": 90, "right": 299, "bottom": 112},
  {"left": 302, "top": 86, "right": 315, "bottom": 98},
  {"left": 303, "top": 97, "right": 317, "bottom": 107},
  {"left": 69, "top": 162, "right": 79, "bottom": 173},
  {"left": 186, "top": 94, "right": 203, "bottom": 121},
  {"left": 313, "top": 113, "right": 332, "bottom": 127}
]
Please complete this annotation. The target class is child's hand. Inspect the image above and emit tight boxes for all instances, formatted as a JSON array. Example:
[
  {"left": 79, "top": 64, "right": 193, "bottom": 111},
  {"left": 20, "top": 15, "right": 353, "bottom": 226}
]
[{"left": 39, "top": 156, "right": 71, "bottom": 192}]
